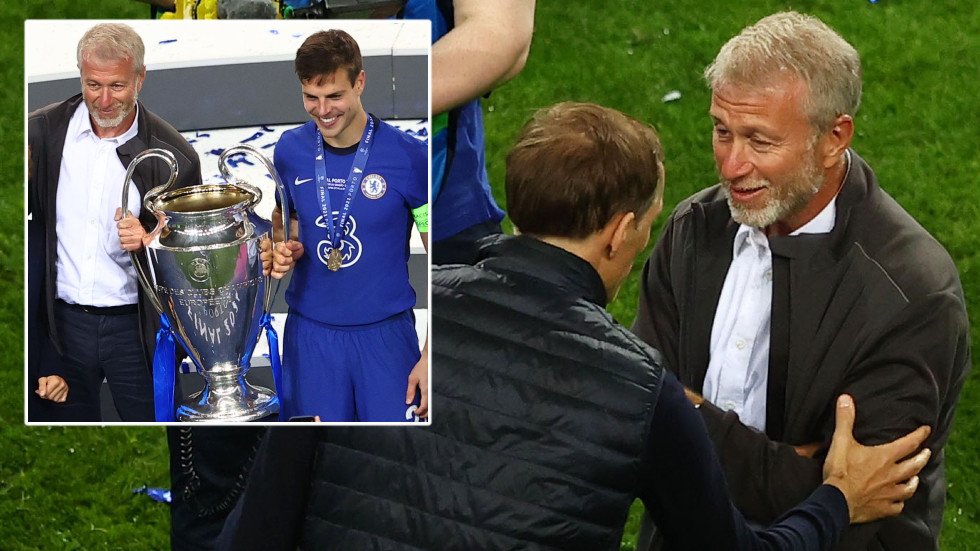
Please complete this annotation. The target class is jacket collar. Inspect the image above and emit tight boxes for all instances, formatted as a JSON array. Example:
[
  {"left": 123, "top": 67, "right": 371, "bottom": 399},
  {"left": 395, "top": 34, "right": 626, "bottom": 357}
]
[
  {"left": 766, "top": 150, "right": 872, "bottom": 265},
  {"left": 689, "top": 149, "right": 875, "bottom": 265},
  {"left": 476, "top": 234, "right": 609, "bottom": 307}
]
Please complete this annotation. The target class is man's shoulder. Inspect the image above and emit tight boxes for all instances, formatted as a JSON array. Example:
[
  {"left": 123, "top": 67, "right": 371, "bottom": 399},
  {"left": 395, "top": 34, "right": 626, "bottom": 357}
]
[
  {"left": 138, "top": 103, "right": 197, "bottom": 158},
  {"left": 433, "top": 262, "right": 668, "bottom": 391},
  {"left": 28, "top": 96, "right": 81, "bottom": 131},
  {"left": 670, "top": 184, "right": 726, "bottom": 220},
  {"left": 280, "top": 121, "right": 313, "bottom": 143},
  {"left": 843, "top": 154, "right": 961, "bottom": 300},
  {"left": 376, "top": 119, "right": 427, "bottom": 156},
  {"left": 274, "top": 122, "right": 314, "bottom": 165}
]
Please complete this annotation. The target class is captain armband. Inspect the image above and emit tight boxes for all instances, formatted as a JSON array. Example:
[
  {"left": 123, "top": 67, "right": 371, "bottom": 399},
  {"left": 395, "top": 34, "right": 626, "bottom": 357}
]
[{"left": 412, "top": 203, "right": 429, "bottom": 233}]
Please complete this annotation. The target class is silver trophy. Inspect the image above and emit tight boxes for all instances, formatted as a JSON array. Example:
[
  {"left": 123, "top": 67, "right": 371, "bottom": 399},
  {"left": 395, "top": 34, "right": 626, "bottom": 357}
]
[{"left": 122, "top": 145, "right": 290, "bottom": 422}]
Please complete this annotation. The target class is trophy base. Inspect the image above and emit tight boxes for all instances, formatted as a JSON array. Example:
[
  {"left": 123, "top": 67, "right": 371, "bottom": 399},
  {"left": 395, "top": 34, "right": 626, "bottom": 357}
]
[{"left": 177, "top": 367, "right": 279, "bottom": 422}]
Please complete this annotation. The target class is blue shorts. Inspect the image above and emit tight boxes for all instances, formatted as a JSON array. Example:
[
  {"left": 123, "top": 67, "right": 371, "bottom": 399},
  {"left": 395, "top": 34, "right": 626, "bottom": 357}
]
[{"left": 280, "top": 309, "right": 422, "bottom": 422}]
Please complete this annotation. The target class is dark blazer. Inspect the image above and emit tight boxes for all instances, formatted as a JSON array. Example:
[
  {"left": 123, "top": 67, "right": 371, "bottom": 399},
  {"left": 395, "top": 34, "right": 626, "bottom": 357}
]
[
  {"left": 633, "top": 151, "right": 970, "bottom": 550},
  {"left": 27, "top": 94, "right": 202, "bottom": 371}
]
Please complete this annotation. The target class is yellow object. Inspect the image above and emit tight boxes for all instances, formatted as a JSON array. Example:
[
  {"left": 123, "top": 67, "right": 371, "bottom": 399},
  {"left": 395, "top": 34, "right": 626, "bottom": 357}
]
[
  {"left": 158, "top": 0, "right": 216, "bottom": 19},
  {"left": 412, "top": 203, "right": 429, "bottom": 233},
  {"left": 159, "top": 0, "right": 281, "bottom": 19}
]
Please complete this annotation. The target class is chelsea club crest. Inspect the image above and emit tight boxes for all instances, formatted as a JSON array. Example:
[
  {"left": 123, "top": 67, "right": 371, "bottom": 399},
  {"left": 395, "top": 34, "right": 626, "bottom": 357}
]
[{"left": 361, "top": 174, "right": 387, "bottom": 199}]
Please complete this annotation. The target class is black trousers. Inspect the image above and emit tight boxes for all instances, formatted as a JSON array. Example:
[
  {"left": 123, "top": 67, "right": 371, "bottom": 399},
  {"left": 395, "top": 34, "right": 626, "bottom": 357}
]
[{"left": 40, "top": 301, "right": 153, "bottom": 422}]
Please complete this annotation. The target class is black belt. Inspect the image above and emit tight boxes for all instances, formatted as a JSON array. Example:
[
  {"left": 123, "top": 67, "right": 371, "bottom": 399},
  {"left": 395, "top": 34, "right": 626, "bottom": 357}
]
[{"left": 57, "top": 299, "right": 138, "bottom": 316}]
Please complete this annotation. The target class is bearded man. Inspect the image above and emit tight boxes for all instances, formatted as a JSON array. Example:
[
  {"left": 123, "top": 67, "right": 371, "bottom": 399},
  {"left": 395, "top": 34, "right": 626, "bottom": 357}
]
[
  {"left": 28, "top": 22, "right": 201, "bottom": 421},
  {"left": 632, "top": 11, "right": 970, "bottom": 551}
]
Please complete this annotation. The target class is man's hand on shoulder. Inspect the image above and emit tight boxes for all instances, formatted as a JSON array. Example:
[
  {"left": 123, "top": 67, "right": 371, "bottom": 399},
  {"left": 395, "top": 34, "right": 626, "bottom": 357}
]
[{"left": 822, "top": 394, "right": 931, "bottom": 524}]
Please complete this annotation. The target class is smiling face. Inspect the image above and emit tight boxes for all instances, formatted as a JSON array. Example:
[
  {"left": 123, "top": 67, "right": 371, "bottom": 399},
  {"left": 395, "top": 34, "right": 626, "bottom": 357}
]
[
  {"left": 710, "top": 76, "right": 829, "bottom": 234},
  {"left": 80, "top": 56, "right": 143, "bottom": 138},
  {"left": 302, "top": 68, "right": 367, "bottom": 148}
]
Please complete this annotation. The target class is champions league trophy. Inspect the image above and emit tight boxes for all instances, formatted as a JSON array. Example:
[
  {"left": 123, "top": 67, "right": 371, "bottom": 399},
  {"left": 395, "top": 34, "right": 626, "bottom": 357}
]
[{"left": 121, "top": 145, "right": 290, "bottom": 422}]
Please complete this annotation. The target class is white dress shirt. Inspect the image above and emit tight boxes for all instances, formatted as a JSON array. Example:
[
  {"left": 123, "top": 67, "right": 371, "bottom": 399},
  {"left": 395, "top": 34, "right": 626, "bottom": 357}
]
[
  {"left": 704, "top": 152, "right": 849, "bottom": 431},
  {"left": 56, "top": 101, "right": 142, "bottom": 307}
]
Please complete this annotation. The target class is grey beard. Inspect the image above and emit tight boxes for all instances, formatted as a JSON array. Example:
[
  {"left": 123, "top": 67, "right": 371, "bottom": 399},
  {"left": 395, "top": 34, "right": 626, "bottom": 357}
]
[{"left": 90, "top": 92, "right": 138, "bottom": 130}]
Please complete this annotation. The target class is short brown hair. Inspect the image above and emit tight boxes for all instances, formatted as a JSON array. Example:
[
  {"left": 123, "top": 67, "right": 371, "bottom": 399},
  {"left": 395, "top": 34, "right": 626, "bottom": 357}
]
[
  {"left": 294, "top": 29, "right": 362, "bottom": 85},
  {"left": 506, "top": 102, "right": 664, "bottom": 239}
]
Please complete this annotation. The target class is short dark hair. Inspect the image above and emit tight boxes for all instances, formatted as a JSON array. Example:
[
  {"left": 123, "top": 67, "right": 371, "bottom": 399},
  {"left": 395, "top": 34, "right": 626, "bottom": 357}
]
[
  {"left": 506, "top": 102, "right": 665, "bottom": 238},
  {"left": 294, "top": 29, "right": 363, "bottom": 85}
]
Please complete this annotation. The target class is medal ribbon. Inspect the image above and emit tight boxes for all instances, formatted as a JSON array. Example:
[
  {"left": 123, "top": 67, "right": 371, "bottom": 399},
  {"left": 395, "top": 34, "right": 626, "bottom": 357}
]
[
  {"left": 152, "top": 313, "right": 176, "bottom": 422},
  {"left": 258, "top": 312, "right": 283, "bottom": 401},
  {"left": 314, "top": 115, "right": 376, "bottom": 256}
]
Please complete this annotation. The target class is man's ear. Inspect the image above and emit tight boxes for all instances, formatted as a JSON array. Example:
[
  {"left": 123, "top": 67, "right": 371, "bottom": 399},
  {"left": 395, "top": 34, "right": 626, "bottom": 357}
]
[
  {"left": 354, "top": 70, "right": 366, "bottom": 94},
  {"left": 819, "top": 114, "right": 854, "bottom": 169},
  {"left": 605, "top": 211, "right": 635, "bottom": 258},
  {"left": 135, "top": 67, "right": 147, "bottom": 94}
]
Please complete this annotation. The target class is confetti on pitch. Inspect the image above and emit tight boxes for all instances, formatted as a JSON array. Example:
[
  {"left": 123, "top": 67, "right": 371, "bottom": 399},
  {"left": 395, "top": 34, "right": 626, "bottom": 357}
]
[
  {"left": 133, "top": 485, "right": 172, "bottom": 504},
  {"left": 661, "top": 90, "right": 682, "bottom": 103}
]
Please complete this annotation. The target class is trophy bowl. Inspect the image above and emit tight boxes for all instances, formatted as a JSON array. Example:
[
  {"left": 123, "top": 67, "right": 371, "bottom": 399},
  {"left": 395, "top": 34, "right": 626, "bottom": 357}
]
[{"left": 124, "top": 146, "right": 289, "bottom": 422}]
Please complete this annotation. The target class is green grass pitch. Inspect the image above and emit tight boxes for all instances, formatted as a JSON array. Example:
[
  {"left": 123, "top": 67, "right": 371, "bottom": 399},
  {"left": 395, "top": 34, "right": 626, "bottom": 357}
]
[{"left": 1, "top": 1, "right": 976, "bottom": 549}]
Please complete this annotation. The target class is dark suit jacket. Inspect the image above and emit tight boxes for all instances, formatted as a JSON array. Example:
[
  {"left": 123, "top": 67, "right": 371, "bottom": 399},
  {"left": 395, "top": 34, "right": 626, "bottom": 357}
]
[
  {"left": 27, "top": 94, "right": 201, "bottom": 377},
  {"left": 633, "top": 151, "right": 970, "bottom": 550}
]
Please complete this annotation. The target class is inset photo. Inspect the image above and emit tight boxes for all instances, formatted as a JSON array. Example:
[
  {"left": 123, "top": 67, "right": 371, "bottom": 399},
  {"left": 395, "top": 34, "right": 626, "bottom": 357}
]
[{"left": 26, "top": 19, "right": 431, "bottom": 425}]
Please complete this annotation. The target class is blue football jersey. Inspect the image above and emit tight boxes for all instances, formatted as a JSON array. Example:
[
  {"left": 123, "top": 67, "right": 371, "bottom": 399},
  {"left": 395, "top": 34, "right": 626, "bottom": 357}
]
[{"left": 274, "top": 117, "right": 427, "bottom": 326}]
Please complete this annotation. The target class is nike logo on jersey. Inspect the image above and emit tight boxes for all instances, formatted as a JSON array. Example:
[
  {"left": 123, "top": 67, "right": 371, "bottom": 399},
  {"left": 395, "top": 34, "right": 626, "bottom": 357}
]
[{"left": 294, "top": 177, "right": 313, "bottom": 186}]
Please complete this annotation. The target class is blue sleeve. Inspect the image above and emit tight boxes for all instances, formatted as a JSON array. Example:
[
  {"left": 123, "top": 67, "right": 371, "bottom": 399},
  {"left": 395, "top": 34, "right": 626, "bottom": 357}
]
[
  {"left": 639, "top": 371, "right": 849, "bottom": 551},
  {"left": 406, "top": 134, "right": 428, "bottom": 209}
]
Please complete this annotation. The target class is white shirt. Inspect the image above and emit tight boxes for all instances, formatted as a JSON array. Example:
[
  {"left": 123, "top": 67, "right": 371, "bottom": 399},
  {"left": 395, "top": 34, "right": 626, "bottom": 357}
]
[
  {"left": 56, "top": 101, "right": 142, "bottom": 306},
  {"left": 703, "top": 152, "right": 849, "bottom": 431}
]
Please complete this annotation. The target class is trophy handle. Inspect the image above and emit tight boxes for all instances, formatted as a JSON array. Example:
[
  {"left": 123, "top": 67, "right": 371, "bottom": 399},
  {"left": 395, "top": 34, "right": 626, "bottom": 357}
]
[
  {"left": 218, "top": 143, "right": 292, "bottom": 311},
  {"left": 121, "top": 148, "right": 179, "bottom": 316},
  {"left": 218, "top": 144, "right": 291, "bottom": 243}
]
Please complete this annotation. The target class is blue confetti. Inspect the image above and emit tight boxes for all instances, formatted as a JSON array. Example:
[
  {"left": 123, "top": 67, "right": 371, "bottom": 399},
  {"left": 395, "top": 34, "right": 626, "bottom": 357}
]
[
  {"left": 242, "top": 131, "right": 265, "bottom": 143},
  {"left": 159, "top": 39, "right": 177, "bottom": 44},
  {"left": 133, "top": 485, "right": 172, "bottom": 504},
  {"left": 196, "top": 131, "right": 211, "bottom": 138},
  {"left": 226, "top": 156, "right": 257, "bottom": 168},
  {"left": 270, "top": 30, "right": 279, "bottom": 35}
]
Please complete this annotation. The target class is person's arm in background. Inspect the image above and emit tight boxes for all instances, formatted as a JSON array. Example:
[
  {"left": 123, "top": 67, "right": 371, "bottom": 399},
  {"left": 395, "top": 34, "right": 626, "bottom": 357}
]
[
  {"left": 432, "top": 0, "right": 535, "bottom": 115},
  {"left": 640, "top": 371, "right": 931, "bottom": 551},
  {"left": 27, "top": 139, "right": 69, "bottom": 404},
  {"left": 405, "top": 230, "right": 429, "bottom": 418}
]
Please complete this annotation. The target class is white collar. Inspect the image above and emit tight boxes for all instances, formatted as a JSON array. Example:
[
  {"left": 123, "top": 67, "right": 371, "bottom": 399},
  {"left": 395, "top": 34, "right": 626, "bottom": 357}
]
[{"left": 733, "top": 224, "right": 770, "bottom": 259}]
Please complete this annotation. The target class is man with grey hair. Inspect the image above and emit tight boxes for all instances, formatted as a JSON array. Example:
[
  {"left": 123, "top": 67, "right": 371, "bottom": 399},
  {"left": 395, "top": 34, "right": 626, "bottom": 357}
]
[
  {"left": 633, "top": 11, "right": 969, "bottom": 550},
  {"left": 28, "top": 22, "right": 201, "bottom": 421}
]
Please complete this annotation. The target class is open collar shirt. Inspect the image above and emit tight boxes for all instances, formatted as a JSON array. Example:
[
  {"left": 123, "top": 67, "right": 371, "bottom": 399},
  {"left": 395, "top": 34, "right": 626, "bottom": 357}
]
[
  {"left": 56, "top": 101, "right": 142, "bottom": 306},
  {"left": 703, "top": 152, "right": 850, "bottom": 431}
]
